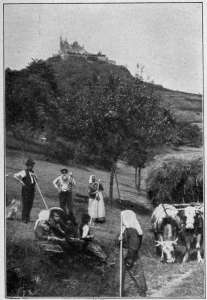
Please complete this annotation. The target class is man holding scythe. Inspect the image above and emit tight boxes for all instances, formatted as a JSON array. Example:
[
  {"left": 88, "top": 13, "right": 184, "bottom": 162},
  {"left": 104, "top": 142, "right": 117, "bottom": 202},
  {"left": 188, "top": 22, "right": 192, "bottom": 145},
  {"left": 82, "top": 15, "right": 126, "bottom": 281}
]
[{"left": 14, "top": 158, "right": 37, "bottom": 223}]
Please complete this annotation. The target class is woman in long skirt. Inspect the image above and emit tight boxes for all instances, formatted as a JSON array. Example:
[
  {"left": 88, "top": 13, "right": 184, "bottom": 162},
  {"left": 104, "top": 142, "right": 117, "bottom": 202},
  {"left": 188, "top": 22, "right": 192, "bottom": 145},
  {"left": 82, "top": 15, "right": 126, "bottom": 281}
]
[{"left": 88, "top": 175, "right": 105, "bottom": 223}]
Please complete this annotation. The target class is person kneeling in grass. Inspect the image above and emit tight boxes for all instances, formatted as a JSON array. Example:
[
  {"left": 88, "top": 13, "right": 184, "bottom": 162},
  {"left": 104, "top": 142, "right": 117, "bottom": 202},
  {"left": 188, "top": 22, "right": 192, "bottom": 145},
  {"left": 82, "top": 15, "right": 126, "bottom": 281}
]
[
  {"left": 34, "top": 208, "right": 67, "bottom": 252},
  {"left": 79, "top": 213, "right": 107, "bottom": 263},
  {"left": 35, "top": 207, "right": 82, "bottom": 254}
]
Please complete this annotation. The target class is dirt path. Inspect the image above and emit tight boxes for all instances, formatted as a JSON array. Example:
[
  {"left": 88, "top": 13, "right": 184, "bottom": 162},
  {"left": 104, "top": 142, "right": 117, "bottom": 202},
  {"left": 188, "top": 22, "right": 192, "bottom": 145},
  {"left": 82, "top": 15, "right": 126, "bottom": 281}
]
[{"left": 150, "top": 263, "right": 200, "bottom": 297}]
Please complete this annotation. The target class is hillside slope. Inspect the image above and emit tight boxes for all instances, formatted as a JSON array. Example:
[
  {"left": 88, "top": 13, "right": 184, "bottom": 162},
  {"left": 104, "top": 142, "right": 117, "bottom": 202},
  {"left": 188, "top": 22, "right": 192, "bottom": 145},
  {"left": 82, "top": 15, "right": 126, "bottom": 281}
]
[
  {"left": 155, "top": 88, "right": 202, "bottom": 126},
  {"left": 6, "top": 54, "right": 202, "bottom": 128},
  {"left": 48, "top": 55, "right": 202, "bottom": 126}
]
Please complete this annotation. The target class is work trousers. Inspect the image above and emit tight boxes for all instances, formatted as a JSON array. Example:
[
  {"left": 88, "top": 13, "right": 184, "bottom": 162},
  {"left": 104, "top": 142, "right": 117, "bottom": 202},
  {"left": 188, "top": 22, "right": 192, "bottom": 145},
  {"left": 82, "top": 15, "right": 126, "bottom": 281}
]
[
  {"left": 122, "top": 258, "right": 148, "bottom": 297},
  {"left": 22, "top": 187, "right": 35, "bottom": 223},
  {"left": 59, "top": 191, "right": 73, "bottom": 214}
]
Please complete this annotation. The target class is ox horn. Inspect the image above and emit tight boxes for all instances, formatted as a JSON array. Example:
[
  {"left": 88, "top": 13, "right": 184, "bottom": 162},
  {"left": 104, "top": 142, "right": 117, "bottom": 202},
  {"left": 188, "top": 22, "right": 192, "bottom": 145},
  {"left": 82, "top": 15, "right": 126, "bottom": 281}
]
[
  {"left": 173, "top": 238, "right": 178, "bottom": 245},
  {"left": 155, "top": 240, "right": 162, "bottom": 247}
]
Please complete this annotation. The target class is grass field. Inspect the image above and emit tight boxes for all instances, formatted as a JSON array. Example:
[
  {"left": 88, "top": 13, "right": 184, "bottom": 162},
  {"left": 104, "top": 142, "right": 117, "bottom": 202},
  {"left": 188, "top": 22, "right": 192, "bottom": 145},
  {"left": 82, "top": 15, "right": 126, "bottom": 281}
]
[
  {"left": 6, "top": 148, "right": 205, "bottom": 298},
  {"left": 156, "top": 89, "right": 202, "bottom": 125}
]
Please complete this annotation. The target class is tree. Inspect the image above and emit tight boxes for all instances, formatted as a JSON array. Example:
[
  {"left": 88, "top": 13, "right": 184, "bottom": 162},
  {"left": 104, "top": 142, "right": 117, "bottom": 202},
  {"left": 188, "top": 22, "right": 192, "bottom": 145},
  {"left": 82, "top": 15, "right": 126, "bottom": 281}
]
[
  {"left": 6, "top": 60, "right": 60, "bottom": 134},
  {"left": 124, "top": 82, "right": 177, "bottom": 193},
  {"left": 126, "top": 141, "right": 148, "bottom": 191},
  {"left": 71, "top": 74, "right": 176, "bottom": 202}
]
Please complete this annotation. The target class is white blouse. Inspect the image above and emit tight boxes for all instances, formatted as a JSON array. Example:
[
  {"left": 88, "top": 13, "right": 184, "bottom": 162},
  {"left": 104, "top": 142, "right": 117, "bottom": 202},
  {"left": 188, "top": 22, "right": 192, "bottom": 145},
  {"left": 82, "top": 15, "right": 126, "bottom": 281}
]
[
  {"left": 82, "top": 224, "right": 90, "bottom": 238},
  {"left": 14, "top": 170, "right": 36, "bottom": 184}
]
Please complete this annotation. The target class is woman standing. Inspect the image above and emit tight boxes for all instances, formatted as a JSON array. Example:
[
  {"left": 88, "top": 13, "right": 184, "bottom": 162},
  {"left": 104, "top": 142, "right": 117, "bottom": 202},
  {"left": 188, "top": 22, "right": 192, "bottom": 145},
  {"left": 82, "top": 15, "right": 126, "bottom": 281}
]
[
  {"left": 119, "top": 210, "right": 147, "bottom": 297},
  {"left": 88, "top": 175, "right": 105, "bottom": 223}
]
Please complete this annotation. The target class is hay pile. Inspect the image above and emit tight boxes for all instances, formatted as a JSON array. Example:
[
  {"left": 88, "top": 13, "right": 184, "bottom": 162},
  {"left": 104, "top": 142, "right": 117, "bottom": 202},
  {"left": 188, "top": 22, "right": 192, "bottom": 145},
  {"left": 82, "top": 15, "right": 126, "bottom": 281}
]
[{"left": 146, "top": 157, "right": 203, "bottom": 206}]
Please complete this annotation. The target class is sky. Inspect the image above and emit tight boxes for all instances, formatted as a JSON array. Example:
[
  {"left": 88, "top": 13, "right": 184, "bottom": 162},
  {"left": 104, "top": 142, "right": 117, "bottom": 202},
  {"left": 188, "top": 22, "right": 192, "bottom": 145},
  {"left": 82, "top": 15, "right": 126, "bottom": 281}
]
[{"left": 4, "top": 3, "right": 203, "bottom": 94}]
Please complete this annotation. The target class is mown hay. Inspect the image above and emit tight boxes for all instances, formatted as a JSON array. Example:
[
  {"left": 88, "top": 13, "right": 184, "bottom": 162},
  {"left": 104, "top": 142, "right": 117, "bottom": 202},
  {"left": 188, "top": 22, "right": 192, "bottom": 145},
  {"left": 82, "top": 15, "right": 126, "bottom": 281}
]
[{"left": 146, "top": 157, "right": 203, "bottom": 206}]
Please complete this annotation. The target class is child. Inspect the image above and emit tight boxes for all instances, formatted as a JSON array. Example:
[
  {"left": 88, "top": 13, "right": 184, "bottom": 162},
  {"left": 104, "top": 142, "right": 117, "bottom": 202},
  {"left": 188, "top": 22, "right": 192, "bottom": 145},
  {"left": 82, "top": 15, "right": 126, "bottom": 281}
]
[{"left": 79, "top": 213, "right": 107, "bottom": 263}]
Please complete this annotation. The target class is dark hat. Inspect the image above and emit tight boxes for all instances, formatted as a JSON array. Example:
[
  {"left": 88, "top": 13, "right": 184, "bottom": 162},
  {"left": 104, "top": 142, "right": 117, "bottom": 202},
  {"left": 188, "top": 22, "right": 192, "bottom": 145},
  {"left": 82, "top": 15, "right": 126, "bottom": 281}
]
[
  {"left": 49, "top": 207, "right": 65, "bottom": 218},
  {"left": 25, "top": 158, "right": 35, "bottom": 166},
  {"left": 60, "top": 168, "right": 68, "bottom": 174}
]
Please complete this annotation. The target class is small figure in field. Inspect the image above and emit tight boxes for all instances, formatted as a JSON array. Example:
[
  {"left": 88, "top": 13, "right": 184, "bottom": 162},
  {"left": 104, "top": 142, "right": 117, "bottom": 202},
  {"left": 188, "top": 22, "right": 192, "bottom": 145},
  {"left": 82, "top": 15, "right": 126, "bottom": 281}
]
[
  {"left": 53, "top": 169, "right": 76, "bottom": 215},
  {"left": 88, "top": 175, "right": 105, "bottom": 224},
  {"left": 14, "top": 158, "right": 37, "bottom": 223},
  {"left": 119, "top": 210, "right": 147, "bottom": 297}
]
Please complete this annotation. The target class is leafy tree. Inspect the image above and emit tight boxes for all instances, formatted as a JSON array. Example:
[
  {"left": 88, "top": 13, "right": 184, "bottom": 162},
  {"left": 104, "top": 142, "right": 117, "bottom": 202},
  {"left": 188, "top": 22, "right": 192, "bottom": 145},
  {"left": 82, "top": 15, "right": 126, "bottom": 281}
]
[
  {"left": 69, "top": 75, "right": 177, "bottom": 201},
  {"left": 125, "top": 141, "right": 148, "bottom": 191}
]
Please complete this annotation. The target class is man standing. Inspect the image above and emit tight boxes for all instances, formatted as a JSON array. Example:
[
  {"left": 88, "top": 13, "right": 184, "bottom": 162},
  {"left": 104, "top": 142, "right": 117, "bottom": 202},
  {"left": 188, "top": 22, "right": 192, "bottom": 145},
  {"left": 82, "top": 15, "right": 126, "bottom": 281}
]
[
  {"left": 14, "top": 158, "right": 36, "bottom": 223},
  {"left": 53, "top": 169, "right": 76, "bottom": 215}
]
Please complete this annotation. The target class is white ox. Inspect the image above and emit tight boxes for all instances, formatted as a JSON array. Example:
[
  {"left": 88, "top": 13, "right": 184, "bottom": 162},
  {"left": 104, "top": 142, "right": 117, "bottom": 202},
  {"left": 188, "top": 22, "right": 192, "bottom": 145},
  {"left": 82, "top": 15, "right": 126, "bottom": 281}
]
[
  {"left": 151, "top": 204, "right": 180, "bottom": 263},
  {"left": 178, "top": 205, "right": 203, "bottom": 263}
]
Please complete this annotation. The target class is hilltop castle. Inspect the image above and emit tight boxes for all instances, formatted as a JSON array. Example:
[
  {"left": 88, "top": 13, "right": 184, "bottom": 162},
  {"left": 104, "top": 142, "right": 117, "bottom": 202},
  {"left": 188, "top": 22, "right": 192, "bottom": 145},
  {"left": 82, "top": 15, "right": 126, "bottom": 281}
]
[{"left": 58, "top": 37, "right": 116, "bottom": 65}]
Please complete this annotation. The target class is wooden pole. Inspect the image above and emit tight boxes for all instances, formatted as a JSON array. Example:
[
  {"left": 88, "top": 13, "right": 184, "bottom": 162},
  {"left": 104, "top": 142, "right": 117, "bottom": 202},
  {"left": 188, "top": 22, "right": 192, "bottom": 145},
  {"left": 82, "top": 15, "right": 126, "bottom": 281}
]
[
  {"left": 119, "top": 213, "right": 123, "bottom": 297},
  {"left": 109, "top": 166, "right": 115, "bottom": 207},
  {"left": 114, "top": 170, "right": 121, "bottom": 202},
  {"left": 34, "top": 178, "right": 48, "bottom": 209}
]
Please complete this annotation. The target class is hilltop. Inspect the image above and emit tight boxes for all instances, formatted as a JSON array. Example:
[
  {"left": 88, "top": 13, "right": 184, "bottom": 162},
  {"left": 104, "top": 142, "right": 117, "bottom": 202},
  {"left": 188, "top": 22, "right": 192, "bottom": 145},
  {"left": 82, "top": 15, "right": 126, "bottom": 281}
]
[
  {"left": 6, "top": 39, "right": 202, "bottom": 165},
  {"left": 55, "top": 37, "right": 202, "bottom": 126},
  {"left": 6, "top": 37, "right": 202, "bottom": 128},
  {"left": 48, "top": 52, "right": 202, "bottom": 127}
]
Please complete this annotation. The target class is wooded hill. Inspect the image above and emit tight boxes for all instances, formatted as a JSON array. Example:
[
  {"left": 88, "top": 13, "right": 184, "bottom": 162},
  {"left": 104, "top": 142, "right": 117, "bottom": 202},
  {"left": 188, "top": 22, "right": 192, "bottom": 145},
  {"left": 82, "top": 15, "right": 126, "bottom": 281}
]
[{"left": 6, "top": 53, "right": 202, "bottom": 168}]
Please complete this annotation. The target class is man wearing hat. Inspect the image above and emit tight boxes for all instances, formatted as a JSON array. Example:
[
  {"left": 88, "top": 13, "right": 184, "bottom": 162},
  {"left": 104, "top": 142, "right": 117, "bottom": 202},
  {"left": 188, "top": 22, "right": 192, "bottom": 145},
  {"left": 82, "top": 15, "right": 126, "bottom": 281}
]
[
  {"left": 53, "top": 169, "right": 76, "bottom": 214},
  {"left": 14, "top": 158, "right": 37, "bottom": 223}
]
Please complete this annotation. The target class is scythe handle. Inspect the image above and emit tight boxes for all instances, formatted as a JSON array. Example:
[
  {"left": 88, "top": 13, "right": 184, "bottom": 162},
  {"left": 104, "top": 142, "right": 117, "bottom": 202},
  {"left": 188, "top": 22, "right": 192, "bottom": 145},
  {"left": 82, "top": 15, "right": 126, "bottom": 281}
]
[
  {"left": 120, "top": 213, "right": 123, "bottom": 297},
  {"left": 34, "top": 178, "right": 48, "bottom": 209}
]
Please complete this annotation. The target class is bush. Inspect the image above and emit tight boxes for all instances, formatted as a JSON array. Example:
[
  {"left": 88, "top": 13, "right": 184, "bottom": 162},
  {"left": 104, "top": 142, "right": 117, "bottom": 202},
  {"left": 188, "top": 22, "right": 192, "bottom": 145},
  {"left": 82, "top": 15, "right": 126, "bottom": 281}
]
[
  {"left": 174, "top": 122, "right": 202, "bottom": 147},
  {"left": 146, "top": 157, "right": 203, "bottom": 206}
]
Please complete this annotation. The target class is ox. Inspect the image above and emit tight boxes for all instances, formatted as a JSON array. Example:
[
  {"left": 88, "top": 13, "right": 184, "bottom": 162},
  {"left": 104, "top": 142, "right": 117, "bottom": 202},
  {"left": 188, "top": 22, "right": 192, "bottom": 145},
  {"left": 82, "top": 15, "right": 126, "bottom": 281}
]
[
  {"left": 151, "top": 204, "right": 180, "bottom": 263},
  {"left": 178, "top": 205, "right": 203, "bottom": 263}
]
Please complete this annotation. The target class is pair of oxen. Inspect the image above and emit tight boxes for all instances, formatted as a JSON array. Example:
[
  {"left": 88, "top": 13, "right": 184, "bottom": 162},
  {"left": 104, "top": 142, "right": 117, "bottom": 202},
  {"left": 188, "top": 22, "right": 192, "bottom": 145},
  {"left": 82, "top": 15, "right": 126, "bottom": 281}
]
[{"left": 151, "top": 204, "right": 204, "bottom": 264}]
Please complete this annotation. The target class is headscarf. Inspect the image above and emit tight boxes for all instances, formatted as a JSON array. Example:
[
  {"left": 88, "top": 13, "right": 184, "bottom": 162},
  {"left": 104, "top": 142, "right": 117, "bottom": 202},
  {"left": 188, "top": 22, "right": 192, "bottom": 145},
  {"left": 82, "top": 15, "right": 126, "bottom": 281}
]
[
  {"left": 121, "top": 210, "right": 143, "bottom": 235},
  {"left": 34, "top": 209, "right": 50, "bottom": 231},
  {"left": 89, "top": 175, "right": 96, "bottom": 184},
  {"left": 34, "top": 207, "right": 64, "bottom": 231}
]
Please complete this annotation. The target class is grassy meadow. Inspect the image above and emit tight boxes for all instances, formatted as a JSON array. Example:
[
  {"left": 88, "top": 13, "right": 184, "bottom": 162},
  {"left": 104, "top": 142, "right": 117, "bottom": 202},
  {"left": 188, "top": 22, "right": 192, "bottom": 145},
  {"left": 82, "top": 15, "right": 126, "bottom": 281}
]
[{"left": 6, "top": 148, "right": 205, "bottom": 297}]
